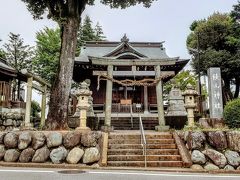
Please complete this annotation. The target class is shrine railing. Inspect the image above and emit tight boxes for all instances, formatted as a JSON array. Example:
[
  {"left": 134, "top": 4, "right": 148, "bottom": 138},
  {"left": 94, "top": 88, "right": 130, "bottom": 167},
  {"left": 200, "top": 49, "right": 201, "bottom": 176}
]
[{"left": 139, "top": 115, "right": 147, "bottom": 168}]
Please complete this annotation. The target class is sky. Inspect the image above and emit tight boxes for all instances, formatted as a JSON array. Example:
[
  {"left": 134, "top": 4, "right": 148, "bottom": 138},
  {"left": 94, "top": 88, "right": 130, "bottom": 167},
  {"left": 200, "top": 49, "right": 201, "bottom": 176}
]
[{"left": 0, "top": 0, "right": 238, "bottom": 60}]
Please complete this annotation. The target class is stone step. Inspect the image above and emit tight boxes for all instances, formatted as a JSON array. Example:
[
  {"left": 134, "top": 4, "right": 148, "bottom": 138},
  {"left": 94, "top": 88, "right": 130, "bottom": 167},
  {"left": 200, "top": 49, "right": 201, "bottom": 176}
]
[
  {"left": 107, "top": 161, "right": 183, "bottom": 167},
  {"left": 108, "top": 149, "right": 179, "bottom": 155},
  {"left": 109, "top": 133, "right": 173, "bottom": 140},
  {"left": 108, "top": 138, "right": 175, "bottom": 144},
  {"left": 108, "top": 155, "right": 181, "bottom": 161},
  {"left": 108, "top": 144, "right": 177, "bottom": 149}
]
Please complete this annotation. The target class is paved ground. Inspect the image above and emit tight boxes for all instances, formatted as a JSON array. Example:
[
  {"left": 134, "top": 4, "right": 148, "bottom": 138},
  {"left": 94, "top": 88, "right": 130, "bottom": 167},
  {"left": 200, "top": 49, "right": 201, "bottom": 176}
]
[{"left": 0, "top": 168, "right": 240, "bottom": 180}]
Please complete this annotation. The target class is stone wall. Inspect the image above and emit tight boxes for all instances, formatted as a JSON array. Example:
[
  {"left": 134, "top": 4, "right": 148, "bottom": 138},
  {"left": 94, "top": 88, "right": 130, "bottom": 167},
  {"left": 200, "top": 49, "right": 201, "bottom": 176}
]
[
  {"left": 0, "top": 112, "right": 24, "bottom": 131},
  {"left": 178, "top": 130, "right": 240, "bottom": 170},
  {"left": 0, "top": 130, "right": 102, "bottom": 166}
]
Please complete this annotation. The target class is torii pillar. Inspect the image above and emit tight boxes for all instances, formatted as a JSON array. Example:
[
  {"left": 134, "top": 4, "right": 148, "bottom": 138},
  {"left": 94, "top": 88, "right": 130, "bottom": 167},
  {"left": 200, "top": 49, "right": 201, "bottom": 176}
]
[
  {"left": 101, "top": 65, "right": 114, "bottom": 132},
  {"left": 155, "top": 65, "right": 169, "bottom": 131}
]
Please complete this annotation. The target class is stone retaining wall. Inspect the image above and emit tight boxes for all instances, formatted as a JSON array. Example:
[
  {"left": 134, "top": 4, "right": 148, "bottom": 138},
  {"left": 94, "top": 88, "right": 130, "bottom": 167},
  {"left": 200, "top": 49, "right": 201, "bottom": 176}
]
[
  {"left": 178, "top": 130, "right": 240, "bottom": 170},
  {"left": 0, "top": 112, "right": 24, "bottom": 131},
  {"left": 0, "top": 130, "right": 102, "bottom": 166}
]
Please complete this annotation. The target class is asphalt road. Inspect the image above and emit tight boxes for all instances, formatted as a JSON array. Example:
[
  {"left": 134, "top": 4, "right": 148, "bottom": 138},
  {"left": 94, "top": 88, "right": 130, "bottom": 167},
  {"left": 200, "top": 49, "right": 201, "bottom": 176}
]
[{"left": 0, "top": 168, "right": 239, "bottom": 180}]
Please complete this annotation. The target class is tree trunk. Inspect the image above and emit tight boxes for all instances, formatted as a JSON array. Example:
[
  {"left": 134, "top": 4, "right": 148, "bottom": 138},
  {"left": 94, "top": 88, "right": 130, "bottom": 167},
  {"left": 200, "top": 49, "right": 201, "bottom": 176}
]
[
  {"left": 45, "top": 16, "right": 79, "bottom": 130},
  {"left": 234, "top": 77, "right": 240, "bottom": 99},
  {"left": 222, "top": 79, "right": 233, "bottom": 104}
]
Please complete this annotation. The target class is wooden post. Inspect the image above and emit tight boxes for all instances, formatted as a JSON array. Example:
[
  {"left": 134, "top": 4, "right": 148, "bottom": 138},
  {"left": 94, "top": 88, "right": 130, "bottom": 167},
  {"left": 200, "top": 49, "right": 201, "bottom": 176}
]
[
  {"left": 102, "top": 65, "right": 114, "bottom": 132},
  {"left": 40, "top": 85, "right": 47, "bottom": 128},
  {"left": 144, "top": 86, "right": 149, "bottom": 113},
  {"left": 24, "top": 77, "right": 33, "bottom": 128},
  {"left": 155, "top": 65, "right": 169, "bottom": 131}
]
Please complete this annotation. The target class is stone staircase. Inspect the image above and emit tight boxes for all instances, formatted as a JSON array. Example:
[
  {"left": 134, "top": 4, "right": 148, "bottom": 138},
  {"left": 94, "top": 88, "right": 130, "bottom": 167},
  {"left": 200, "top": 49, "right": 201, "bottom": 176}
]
[
  {"left": 111, "top": 117, "right": 159, "bottom": 130},
  {"left": 107, "top": 131, "right": 183, "bottom": 167}
]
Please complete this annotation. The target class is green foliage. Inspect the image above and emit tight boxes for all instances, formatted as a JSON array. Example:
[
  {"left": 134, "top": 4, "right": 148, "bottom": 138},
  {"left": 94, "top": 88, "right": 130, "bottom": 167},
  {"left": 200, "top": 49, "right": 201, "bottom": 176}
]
[
  {"left": 94, "top": 22, "right": 106, "bottom": 41},
  {"left": 186, "top": 12, "right": 240, "bottom": 100},
  {"left": 3, "top": 32, "right": 34, "bottom": 71},
  {"left": 0, "top": 39, "right": 6, "bottom": 59},
  {"left": 164, "top": 70, "right": 197, "bottom": 95},
  {"left": 21, "top": 0, "right": 156, "bottom": 21},
  {"left": 0, "top": 49, "right": 5, "bottom": 59},
  {"left": 77, "top": 15, "right": 106, "bottom": 55},
  {"left": 32, "top": 27, "right": 61, "bottom": 84},
  {"left": 224, "top": 98, "right": 240, "bottom": 128},
  {"left": 32, "top": 16, "right": 106, "bottom": 84},
  {"left": 31, "top": 100, "right": 41, "bottom": 118}
]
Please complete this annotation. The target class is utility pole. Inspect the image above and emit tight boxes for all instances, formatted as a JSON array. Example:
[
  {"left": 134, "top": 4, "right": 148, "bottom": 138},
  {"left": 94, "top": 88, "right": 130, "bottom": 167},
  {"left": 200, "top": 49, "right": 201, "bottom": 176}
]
[
  {"left": 197, "top": 32, "right": 203, "bottom": 114},
  {"left": 197, "top": 32, "right": 202, "bottom": 96}
]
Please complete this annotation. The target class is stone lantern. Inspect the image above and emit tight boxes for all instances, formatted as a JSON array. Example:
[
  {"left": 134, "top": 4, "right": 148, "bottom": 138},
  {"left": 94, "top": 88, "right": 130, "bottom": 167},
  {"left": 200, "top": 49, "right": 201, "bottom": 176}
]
[
  {"left": 182, "top": 84, "right": 198, "bottom": 127},
  {"left": 75, "top": 81, "right": 92, "bottom": 131}
]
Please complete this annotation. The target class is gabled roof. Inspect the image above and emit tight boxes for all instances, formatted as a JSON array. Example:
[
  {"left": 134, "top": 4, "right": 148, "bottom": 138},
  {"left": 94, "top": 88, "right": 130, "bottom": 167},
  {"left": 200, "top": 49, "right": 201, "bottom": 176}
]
[
  {"left": 0, "top": 58, "right": 17, "bottom": 77},
  {"left": 76, "top": 35, "right": 170, "bottom": 63}
]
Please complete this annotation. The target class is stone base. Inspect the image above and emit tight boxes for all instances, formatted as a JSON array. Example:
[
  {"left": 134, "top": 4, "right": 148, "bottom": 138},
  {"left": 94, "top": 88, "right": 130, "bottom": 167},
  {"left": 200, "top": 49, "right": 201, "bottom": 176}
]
[
  {"left": 199, "top": 118, "right": 225, "bottom": 129},
  {"left": 155, "top": 125, "right": 170, "bottom": 132},
  {"left": 20, "top": 123, "right": 35, "bottom": 131},
  {"left": 101, "top": 125, "right": 114, "bottom": 132},
  {"left": 75, "top": 126, "right": 91, "bottom": 132}
]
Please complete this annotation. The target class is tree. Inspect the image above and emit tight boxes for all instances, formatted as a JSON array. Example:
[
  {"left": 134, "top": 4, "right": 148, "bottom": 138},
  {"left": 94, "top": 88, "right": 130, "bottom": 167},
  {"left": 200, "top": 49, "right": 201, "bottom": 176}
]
[
  {"left": 32, "top": 27, "right": 61, "bottom": 84},
  {"left": 31, "top": 100, "right": 41, "bottom": 119},
  {"left": 94, "top": 22, "right": 106, "bottom": 41},
  {"left": 76, "top": 16, "right": 106, "bottom": 55},
  {"left": 32, "top": 17, "right": 106, "bottom": 84},
  {"left": 164, "top": 70, "right": 197, "bottom": 95},
  {"left": 4, "top": 32, "right": 34, "bottom": 71},
  {"left": 21, "top": 0, "right": 155, "bottom": 130},
  {"left": 0, "top": 39, "right": 6, "bottom": 59},
  {"left": 186, "top": 12, "right": 240, "bottom": 102}
]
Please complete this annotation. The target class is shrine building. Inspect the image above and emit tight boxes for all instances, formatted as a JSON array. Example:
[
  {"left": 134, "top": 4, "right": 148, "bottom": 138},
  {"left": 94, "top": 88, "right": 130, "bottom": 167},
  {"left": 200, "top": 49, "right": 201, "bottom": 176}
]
[{"left": 72, "top": 35, "right": 189, "bottom": 130}]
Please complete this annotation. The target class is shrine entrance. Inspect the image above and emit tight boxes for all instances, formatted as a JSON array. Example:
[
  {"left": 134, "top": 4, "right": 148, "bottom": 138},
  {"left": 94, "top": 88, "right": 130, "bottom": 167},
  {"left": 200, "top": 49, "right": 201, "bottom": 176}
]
[{"left": 72, "top": 36, "right": 189, "bottom": 131}]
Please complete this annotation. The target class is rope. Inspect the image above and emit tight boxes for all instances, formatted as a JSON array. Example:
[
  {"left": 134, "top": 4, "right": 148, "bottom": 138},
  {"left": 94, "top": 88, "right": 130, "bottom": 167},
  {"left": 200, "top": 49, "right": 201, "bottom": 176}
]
[{"left": 97, "top": 72, "right": 174, "bottom": 90}]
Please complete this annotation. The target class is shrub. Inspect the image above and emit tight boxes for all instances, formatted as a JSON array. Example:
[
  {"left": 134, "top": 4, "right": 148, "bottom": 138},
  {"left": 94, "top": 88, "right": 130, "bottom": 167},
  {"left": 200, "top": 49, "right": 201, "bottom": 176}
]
[{"left": 224, "top": 98, "right": 240, "bottom": 129}]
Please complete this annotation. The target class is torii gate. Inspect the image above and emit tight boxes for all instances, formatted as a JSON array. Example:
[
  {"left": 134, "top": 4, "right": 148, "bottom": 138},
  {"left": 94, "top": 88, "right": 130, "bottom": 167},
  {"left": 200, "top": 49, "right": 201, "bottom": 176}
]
[{"left": 21, "top": 69, "right": 51, "bottom": 128}]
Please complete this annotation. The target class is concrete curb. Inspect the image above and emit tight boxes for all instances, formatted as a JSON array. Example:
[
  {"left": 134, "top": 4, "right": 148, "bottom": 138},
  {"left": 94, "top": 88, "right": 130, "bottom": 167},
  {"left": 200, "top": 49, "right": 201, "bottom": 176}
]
[{"left": 1, "top": 162, "right": 240, "bottom": 175}]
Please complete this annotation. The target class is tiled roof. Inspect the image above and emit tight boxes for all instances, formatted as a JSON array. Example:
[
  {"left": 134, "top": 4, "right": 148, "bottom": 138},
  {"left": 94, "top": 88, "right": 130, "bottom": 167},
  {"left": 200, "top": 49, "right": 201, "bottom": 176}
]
[{"left": 75, "top": 40, "right": 170, "bottom": 62}]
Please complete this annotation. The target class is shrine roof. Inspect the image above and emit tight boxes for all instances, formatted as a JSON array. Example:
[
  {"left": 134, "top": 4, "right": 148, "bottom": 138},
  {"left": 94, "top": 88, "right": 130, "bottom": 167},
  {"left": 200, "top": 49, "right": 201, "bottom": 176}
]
[
  {"left": 0, "top": 58, "right": 17, "bottom": 77},
  {"left": 76, "top": 35, "right": 171, "bottom": 63}
]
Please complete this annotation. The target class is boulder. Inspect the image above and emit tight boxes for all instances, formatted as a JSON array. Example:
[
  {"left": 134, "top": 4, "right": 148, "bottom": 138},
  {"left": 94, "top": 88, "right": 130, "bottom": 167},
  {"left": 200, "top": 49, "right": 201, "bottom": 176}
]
[
  {"left": 46, "top": 132, "right": 62, "bottom": 148},
  {"left": 82, "top": 147, "right": 100, "bottom": 164},
  {"left": 191, "top": 164, "right": 204, "bottom": 170},
  {"left": 204, "top": 163, "right": 220, "bottom": 171},
  {"left": 187, "top": 131, "right": 206, "bottom": 150},
  {"left": 3, "top": 119, "right": 13, "bottom": 126},
  {"left": 0, "top": 145, "right": 6, "bottom": 160},
  {"left": 224, "top": 150, "right": 240, "bottom": 167},
  {"left": 4, "top": 132, "right": 18, "bottom": 148},
  {"left": 183, "top": 131, "right": 189, "bottom": 142},
  {"left": 66, "top": 147, "right": 84, "bottom": 164},
  {"left": 50, "top": 146, "right": 68, "bottom": 164},
  {"left": 91, "top": 163, "right": 100, "bottom": 168},
  {"left": 19, "top": 148, "right": 35, "bottom": 163},
  {"left": 191, "top": 150, "right": 206, "bottom": 165},
  {"left": 226, "top": 131, "right": 240, "bottom": 152},
  {"left": 4, "top": 149, "right": 20, "bottom": 162},
  {"left": 224, "top": 165, "right": 235, "bottom": 170},
  {"left": 198, "top": 118, "right": 212, "bottom": 129},
  {"left": 5, "top": 126, "right": 13, "bottom": 131},
  {"left": 32, "top": 146, "right": 50, "bottom": 163},
  {"left": 18, "top": 132, "right": 32, "bottom": 150},
  {"left": 0, "top": 132, "right": 6, "bottom": 144},
  {"left": 63, "top": 131, "right": 81, "bottom": 149},
  {"left": 81, "top": 132, "right": 101, "bottom": 147},
  {"left": 32, "top": 132, "right": 46, "bottom": 150},
  {"left": 207, "top": 131, "right": 227, "bottom": 150},
  {"left": 202, "top": 149, "right": 227, "bottom": 168}
]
